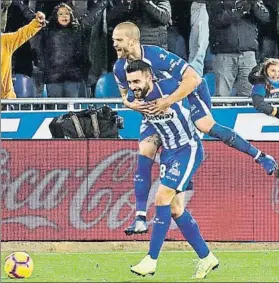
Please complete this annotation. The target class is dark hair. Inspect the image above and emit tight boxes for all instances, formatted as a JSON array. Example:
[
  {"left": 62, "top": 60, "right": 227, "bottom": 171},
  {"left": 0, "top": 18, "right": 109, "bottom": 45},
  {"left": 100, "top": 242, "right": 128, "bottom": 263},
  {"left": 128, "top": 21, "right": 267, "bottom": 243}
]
[
  {"left": 126, "top": 60, "right": 152, "bottom": 74},
  {"left": 48, "top": 3, "right": 79, "bottom": 29}
]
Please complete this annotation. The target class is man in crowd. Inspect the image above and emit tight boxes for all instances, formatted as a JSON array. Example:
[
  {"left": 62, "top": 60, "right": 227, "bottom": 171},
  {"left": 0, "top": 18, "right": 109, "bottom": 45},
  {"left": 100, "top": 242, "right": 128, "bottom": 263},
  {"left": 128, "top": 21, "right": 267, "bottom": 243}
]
[{"left": 206, "top": 0, "right": 270, "bottom": 97}]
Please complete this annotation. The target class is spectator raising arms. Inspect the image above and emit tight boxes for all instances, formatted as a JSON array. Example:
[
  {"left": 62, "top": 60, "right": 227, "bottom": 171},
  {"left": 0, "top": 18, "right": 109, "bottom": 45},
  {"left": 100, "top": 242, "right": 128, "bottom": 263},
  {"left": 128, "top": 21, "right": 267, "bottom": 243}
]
[{"left": 1, "top": 11, "right": 46, "bottom": 99}]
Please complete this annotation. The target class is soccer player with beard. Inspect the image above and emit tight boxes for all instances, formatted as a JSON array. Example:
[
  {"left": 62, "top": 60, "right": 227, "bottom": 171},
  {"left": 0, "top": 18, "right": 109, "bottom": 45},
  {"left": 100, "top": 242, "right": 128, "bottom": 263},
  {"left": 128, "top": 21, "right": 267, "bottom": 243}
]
[
  {"left": 112, "top": 22, "right": 278, "bottom": 237},
  {"left": 125, "top": 59, "right": 219, "bottom": 279}
]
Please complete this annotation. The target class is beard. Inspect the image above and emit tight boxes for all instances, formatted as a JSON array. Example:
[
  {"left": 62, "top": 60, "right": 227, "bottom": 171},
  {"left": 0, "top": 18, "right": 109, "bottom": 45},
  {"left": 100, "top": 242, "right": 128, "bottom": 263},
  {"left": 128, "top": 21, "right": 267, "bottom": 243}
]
[{"left": 134, "top": 84, "right": 149, "bottom": 99}]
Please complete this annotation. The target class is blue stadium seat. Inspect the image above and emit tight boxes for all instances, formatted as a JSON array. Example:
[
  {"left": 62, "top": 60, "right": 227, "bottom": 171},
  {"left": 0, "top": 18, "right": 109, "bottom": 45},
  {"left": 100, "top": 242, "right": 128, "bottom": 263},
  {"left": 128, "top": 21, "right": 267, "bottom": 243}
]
[
  {"left": 12, "top": 73, "right": 36, "bottom": 98},
  {"left": 41, "top": 84, "right": 48, "bottom": 98},
  {"left": 95, "top": 72, "right": 121, "bottom": 98},
  {"left": 203, "top": 72, "right": 216, "bottom": 96}
]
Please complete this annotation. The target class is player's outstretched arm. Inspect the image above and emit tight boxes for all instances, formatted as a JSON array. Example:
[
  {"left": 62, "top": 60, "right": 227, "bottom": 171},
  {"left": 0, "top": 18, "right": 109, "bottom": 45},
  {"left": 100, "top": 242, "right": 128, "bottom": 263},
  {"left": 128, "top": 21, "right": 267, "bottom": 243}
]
[{"left": 148, "top": 66, "right": 202, "bottom": 114}]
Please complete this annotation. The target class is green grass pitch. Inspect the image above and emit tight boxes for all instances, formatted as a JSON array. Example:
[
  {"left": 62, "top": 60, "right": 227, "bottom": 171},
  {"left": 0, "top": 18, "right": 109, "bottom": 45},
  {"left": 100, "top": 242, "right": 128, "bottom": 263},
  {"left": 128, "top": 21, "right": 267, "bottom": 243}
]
[{"left": 1, "top": 250, "right": 279, "bottom": 282}]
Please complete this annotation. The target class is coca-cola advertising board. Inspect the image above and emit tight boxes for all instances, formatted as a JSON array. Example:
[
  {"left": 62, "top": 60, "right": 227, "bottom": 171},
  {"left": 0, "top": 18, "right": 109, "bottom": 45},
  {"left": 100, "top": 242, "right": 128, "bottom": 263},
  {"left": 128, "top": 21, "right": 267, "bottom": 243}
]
[{"left": 1, "top": 140, "right": 279, "bottom": 241}]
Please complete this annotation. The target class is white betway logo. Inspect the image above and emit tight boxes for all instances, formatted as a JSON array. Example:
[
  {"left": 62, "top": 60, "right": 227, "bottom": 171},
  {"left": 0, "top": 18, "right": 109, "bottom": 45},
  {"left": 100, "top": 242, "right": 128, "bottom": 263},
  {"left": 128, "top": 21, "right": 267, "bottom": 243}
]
[{"left": 143, "top": 112, "right": 174, "bottom": 122}]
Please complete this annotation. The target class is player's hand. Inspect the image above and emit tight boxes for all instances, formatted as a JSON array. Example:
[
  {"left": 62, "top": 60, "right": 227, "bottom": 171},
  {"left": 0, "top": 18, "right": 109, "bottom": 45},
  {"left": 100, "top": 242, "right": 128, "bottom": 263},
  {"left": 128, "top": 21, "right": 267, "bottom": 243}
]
[
  {"left": 128, "top": 99, "right": 151, "bottom": 114},
  {"left": 35, "top": 11, "right": 46, "bottom": 27},
  {"left": 147, "top": 97, "right": 172, "bottom": 115}
]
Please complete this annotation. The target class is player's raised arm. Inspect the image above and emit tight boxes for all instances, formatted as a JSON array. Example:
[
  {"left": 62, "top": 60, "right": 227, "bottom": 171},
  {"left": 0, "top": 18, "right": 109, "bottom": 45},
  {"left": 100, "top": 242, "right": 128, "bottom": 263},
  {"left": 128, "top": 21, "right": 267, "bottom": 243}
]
[
  {"left": 148, "top": 66, "right": 202, "bottom": 114},
  {"left": 167, "top": 65, "right": 202, "bottom": 104}
]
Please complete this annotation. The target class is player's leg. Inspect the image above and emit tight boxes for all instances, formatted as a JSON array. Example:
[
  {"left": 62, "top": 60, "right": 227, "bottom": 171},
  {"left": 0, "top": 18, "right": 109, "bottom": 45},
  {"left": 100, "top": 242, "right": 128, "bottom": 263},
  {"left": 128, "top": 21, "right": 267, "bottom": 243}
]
[
  {"left": 171, "top": 189, "right": 219, "bottom": 279},
  {"left": 131, "top": 138, "right": 204, "bottom": 276},
  {"left": 189, "top": 93, "right": 278, "bottom": 175},
  {"left": 124, "top": 124, "right": 161, "bottom": 235},
  {"left": 130, "top": 184, "right": 175, "bottom": 276}
]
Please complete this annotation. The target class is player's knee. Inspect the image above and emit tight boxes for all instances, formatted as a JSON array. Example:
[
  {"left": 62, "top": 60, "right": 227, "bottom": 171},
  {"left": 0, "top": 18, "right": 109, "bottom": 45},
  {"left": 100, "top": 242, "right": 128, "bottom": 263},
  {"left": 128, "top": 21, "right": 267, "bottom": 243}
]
[
  {"left": 154, "top": 191, "right": 166, "bottom": 206},
  {"left": 139, "top": 143, "right": 157, "bottom": 159},
  {"left": 154, "top": 188, "right": 174, "bottom": 206},
  {"left": 195, "top": 116, "right": 216, "bottom": 134},
  {"left": 171, "top": 205, "right": 184, "bottom": 219}
]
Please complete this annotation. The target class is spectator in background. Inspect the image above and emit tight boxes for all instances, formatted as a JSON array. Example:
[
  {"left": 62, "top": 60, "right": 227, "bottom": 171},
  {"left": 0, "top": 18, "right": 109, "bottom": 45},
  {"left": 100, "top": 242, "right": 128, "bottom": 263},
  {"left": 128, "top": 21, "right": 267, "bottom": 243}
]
[
  {"left": 31, "top": 0, "right": 73, "bottom": 19},
  {"left": 1, "top": 0, "right": 12, "bottom": 32},
  {"left": 250, "top": 58, "right": 279, "bottom": 118},
  {"left": 168, "top": 0, "right": 191, "bottom": 60},
  {"left": 6, "top": 0, "right": 37, "bottom": 98},
  {"left": 107, "top": 0, "right": 171, "bottom": 69},
  {"left": 1, "top": 11, "right": 46, "bottom": 99},
  {"left": 86, "top": 0, "right": 110, "bottom": 91},
  {"left": 188, "top": 0, "right": 209, "bottom": 76},
  {"left": 258, "top": 0, "right": 279, "bottom": 61},
  {"left": 207, "top": 0, "right": 270, "bottom": 97},
  {"left": 35, "top": 2, "right": 108, "bottom": 99}
]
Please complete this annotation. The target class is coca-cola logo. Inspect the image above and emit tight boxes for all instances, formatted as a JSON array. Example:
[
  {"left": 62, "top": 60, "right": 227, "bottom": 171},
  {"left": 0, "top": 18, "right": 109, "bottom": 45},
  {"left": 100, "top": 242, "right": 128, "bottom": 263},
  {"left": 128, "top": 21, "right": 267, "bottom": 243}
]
[
  {"left": 2, "top": 148, "right": 138, "bottom": 230},
  {"left": 1, "top": 146, "right": 194, "bottom": 234}
]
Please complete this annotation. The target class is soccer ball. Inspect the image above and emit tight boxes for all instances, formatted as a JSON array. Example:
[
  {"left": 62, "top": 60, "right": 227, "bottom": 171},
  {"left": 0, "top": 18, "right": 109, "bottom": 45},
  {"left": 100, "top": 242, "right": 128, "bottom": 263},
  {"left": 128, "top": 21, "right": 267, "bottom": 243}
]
[{"left": 4, "top": 252, "right": 34, "bottom": 279}]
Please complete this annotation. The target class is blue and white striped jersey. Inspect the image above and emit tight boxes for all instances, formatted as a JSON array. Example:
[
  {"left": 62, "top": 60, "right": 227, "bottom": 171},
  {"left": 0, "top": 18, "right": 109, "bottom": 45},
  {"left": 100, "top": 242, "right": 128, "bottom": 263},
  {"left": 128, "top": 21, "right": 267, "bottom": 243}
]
[
  {"left": 133, "top": 78, "right": 197, "bottom": 150},
  {"left": 113, "top": 45, "right": 188, "bottom": 89}
]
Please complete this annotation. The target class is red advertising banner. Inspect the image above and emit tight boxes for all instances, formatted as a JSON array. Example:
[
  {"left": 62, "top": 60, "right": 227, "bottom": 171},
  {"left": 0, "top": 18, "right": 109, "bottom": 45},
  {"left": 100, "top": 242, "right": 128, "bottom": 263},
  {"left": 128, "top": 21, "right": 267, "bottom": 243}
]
[{"left": 1, "top": 140, "right": 279, "bottom": 241}]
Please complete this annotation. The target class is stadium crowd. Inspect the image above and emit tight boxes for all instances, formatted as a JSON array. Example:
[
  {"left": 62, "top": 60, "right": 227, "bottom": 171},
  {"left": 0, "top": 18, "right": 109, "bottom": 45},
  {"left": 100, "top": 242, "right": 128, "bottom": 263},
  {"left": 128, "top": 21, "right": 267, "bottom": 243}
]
[{"left": 1, "top": 0, "right": 279, "bottom": 99}]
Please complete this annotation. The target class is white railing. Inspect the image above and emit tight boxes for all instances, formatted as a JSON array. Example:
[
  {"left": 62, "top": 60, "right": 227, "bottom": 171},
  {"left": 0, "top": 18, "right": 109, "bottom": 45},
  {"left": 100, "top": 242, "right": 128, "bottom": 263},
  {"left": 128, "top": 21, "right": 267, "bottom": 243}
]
[{"left": 2, "top": 97, "right": 279, "bottom": 111}]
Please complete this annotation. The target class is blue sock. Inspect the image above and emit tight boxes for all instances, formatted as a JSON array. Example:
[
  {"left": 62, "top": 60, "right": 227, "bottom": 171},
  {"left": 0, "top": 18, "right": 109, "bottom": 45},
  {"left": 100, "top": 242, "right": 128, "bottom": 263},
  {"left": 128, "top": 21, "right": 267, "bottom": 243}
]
[
  {"left": 209, "top": 124, "right": 259, "bottom": 158},
  {"left": 175, "top": 210, "right": 209, "bottom": 259},
  {"left": 148, "top": 205, "right": 171, "bottom": 259},
  {"left": 134, "top": 155, "right": 154, "bottom": 216}
]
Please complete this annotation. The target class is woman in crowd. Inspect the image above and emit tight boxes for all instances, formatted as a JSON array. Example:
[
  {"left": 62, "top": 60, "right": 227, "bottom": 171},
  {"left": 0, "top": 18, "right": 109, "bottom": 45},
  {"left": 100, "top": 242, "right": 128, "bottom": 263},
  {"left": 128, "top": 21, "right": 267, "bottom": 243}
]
[{"left": 250, "top": 58, "right": 279, "bottom": 119}]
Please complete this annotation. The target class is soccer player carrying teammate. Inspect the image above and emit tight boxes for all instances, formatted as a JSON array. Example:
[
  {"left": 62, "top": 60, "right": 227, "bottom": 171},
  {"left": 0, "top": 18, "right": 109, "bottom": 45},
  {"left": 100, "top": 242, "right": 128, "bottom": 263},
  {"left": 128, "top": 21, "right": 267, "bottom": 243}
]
[
  {"left": 126, "top": 60, "right": 219, "bottom": 279},
  {"left": 113, "top": 22, "right": 278, "bottom": 236}
]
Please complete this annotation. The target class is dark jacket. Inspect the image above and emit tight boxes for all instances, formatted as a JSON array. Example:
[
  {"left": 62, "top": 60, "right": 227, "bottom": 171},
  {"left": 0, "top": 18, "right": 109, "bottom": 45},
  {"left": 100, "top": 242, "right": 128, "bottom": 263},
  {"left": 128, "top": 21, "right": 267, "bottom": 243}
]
[
  {"left": 40, "top": 26, "right": 86, "bottom": 83},
  {"left": 107, "top": 0, "right": 171, "bottom": 49},
  {"left": 206, "top": 0, "right": 270, "bottom": 54},
  {"left": 261, "top": 0, "right": 279, "bottom": 38},
  {"left": 6, "top": 0, "right": 34, "bottom": 77}
]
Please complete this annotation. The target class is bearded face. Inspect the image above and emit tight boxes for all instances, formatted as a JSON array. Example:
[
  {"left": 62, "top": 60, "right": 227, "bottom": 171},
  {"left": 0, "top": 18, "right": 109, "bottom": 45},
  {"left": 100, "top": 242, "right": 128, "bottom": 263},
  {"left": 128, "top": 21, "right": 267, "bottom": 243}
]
[{"left": 126, "top": 70, "right": 152, "bottom": 99}]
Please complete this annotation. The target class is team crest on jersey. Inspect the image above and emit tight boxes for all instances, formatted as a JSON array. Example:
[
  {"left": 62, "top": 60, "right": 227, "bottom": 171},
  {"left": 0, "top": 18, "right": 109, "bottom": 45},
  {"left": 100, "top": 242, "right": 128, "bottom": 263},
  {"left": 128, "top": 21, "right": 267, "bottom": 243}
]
[
  {"left": 169, "top": 162, "right": 180, "bottom": 177},
  {"left": 159, "top": 53, "right": 167, "bottom": 60}
]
